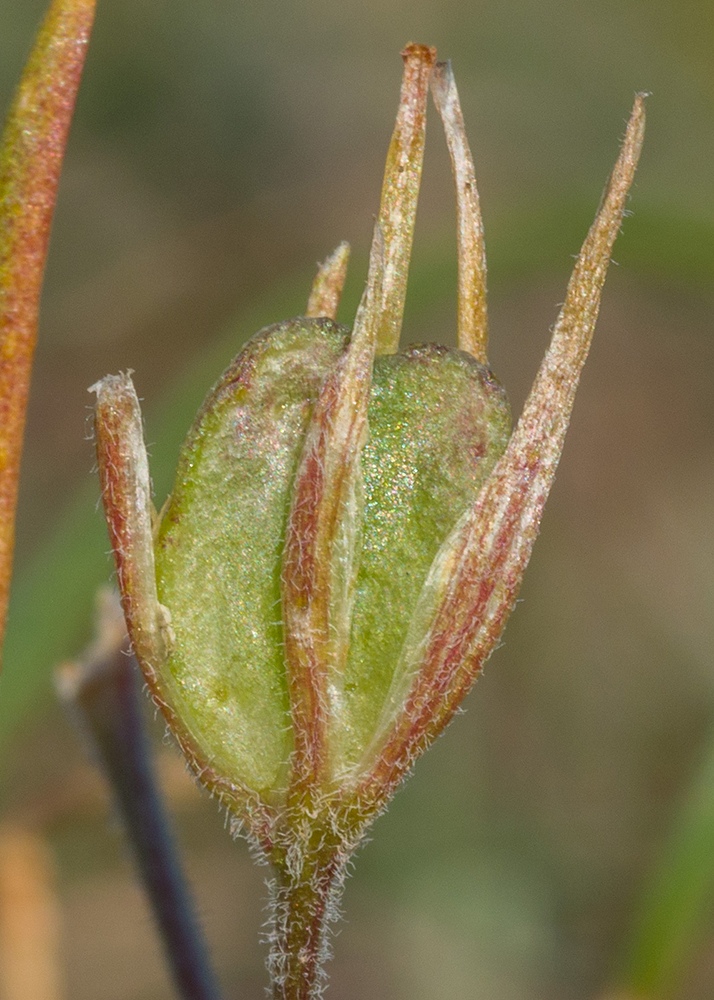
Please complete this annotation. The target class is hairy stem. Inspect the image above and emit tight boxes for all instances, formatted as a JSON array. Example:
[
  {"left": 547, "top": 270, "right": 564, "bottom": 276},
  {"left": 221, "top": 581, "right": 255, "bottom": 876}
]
[{"left": 268, "top": 834, "right": 349, "bottom": 1000}]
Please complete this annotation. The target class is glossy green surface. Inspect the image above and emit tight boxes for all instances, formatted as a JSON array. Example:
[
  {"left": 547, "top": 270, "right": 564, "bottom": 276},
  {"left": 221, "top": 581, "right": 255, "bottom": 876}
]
[
  {"left": 155, "top": 320, "right": 511, "bottom": 797},
  {"left": 336, "top": 346, "right": 511, "bottom": 776},
  {"left": 155, "top": 318, "right": 347, "bottom": 795}
]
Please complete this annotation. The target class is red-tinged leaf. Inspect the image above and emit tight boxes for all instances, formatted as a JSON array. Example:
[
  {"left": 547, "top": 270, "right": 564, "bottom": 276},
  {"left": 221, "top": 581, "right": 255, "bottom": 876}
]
[
  {"left": 0, "top": 0, "right": 96, "bottom": 656},
  {"left": 358, "top": 95, "right": 646, "bottom": 811}
]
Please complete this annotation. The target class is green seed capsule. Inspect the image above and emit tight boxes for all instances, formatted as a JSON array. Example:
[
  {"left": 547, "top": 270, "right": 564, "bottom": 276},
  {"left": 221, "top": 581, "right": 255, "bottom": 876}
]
[
  {"left": 91, "top": 44, "right": 643, "bottom": 1000},
  {"left": 154, "top": 317, "right": 510, "bottom": 801}
]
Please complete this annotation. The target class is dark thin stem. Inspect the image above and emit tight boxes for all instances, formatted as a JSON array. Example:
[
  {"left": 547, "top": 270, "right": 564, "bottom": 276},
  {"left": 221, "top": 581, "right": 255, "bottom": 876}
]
[{"left": 57, "top": 595, "right": 223, "bottom": 1000}]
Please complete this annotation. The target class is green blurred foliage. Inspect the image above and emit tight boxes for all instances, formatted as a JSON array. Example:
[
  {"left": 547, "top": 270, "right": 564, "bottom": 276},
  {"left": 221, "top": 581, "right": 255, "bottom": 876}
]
[{"left": 0, "top": 1, "right": 713, "bottom": 998}]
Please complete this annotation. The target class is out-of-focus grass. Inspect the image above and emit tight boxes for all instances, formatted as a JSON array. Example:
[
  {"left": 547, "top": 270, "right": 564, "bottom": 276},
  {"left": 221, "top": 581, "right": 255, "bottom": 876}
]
[{"left": 619, "top": 739, "right": 714, "bottom": 997}]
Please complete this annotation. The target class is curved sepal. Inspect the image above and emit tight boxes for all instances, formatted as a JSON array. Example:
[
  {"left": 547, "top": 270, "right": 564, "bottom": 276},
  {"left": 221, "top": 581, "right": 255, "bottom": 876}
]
[{"left": 356, "top": 94, "right": 646, "bottom": 814}]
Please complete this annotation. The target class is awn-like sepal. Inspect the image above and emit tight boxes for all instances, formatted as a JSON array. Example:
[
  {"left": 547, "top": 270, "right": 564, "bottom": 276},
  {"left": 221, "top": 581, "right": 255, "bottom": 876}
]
[
  {"left": 282, "top": 227, "right": 384, "bottom": 795},
  {"left": 0, "top": 0, "right": 96, "bottom": 656},
  {"left": 430, "top": 60, "right": 488, "bottom": 363},
  {"left": 92, "top": 372, "right": 279, "bottom": 834},
  {"left": 305, "top": 242, "right": 351, "bottom": 320},
  {"left": 90, "top": 374, "right": 170, "bottom": 680},
  {"left": 358, "top": 94, "right": 646, "bottom": 810},
  {"left": 375, "top": 43, "right": 435, "bottom": 355}
]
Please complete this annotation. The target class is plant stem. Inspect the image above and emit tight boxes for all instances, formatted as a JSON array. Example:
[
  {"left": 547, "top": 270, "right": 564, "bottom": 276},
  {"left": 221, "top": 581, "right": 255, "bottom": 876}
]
[
  {"left": 57, "top": 593, "right": 222, "bottom": 1000},
  {"left": 0, "top": 0, "right": 96, "bottom": 654},
  {"left": 269, "top": 834, "right": 347, "bottom": 1000}
]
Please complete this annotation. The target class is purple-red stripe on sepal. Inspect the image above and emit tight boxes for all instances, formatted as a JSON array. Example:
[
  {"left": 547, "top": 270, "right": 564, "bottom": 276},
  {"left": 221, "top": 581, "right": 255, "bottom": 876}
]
[
  {"left": 356, "top": 94, "right": 646, "bottom": 812},
  {"left": 282, "top": 227, "right": 384, "bottom": 795}
]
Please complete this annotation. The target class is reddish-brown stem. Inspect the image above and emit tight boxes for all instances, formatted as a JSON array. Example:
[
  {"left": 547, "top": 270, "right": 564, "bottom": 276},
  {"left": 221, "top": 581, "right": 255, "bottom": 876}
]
[{"left": 0, "top": 0, "right": 96, "bottom": 655}]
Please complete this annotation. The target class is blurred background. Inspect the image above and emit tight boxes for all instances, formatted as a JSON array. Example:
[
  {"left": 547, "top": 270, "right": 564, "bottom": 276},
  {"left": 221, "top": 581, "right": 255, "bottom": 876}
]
[{"left": 0, "top": 0, "right": 712, "bottom": 997}]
